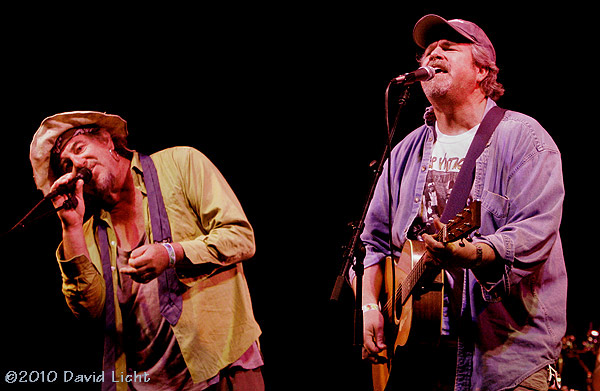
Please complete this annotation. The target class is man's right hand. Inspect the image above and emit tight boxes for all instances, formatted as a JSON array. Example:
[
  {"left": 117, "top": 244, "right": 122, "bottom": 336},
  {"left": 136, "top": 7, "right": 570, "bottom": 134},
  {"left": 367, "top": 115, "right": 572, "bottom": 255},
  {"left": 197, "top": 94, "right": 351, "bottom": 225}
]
[
  {"left": 354, "top": 263, "right": 387, "bottom": 363},
  {"left": 363, "top": 308, "right": 387, "bottom": 363},
  {"left": 49, "top": 172, "right": 86, "bottom": 229}
]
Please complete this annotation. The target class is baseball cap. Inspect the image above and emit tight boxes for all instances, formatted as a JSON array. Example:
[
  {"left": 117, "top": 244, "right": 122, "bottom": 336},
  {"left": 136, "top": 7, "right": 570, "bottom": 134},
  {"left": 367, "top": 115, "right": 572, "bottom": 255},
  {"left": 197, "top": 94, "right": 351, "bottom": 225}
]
[{"left": 413, "top": 14, "right": 496, "bottom": 63}]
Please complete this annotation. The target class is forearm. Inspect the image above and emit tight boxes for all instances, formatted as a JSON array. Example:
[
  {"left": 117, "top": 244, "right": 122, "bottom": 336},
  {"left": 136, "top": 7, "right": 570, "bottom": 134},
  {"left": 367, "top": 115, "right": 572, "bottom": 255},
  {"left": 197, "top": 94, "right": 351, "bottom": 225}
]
[
  {"left": 352, "top": 262, "right": 383, "bottom": 306},
  {"left": 170, "top": 242, "right": 185, "bottom": 264},
  {"left": 424, "top": 230, "right": 509, "bottom": 301},
  {"left": 470, "top": 240, "right": 510, "bottom": 302},
  {"left": 178, "top": 224, "right": 255, "bottom": 266},
  {"left": 173, "top": 224, "right": 255, "bottom": 279},
  {"left": 471, "top": 242, "right": 504, "bottom": 283},
  {"left": 61, "top": 224, "right": 91, "bottom": 260}
]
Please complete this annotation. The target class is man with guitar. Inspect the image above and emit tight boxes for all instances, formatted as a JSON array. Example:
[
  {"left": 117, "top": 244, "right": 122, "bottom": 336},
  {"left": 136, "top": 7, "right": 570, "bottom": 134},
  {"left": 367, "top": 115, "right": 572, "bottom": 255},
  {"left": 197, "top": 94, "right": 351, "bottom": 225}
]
[{"left": 355, "top": 15, "right": 566, "bottom": 391}]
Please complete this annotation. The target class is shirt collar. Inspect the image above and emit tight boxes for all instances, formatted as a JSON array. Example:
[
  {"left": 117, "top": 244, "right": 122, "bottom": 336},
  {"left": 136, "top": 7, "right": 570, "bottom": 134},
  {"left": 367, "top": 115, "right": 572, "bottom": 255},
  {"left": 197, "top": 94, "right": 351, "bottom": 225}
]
[
  {"left": 423, "top": 97, "right": 498, "bottom": 128},
  {"left": 130, "top": 151, "right": 148, "bottom": 196},
  {"left": 93, "top": 151, "right": 146, "bottom": 226}
]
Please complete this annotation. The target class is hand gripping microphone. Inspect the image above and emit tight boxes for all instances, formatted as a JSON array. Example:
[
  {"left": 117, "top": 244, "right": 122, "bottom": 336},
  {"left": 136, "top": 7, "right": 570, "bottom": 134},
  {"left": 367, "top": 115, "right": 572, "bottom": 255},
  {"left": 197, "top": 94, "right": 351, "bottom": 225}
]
[
  {"left": 5, "top": 167, "right": 93, "bottom": 235},
  {"left": 44, "top": 167, "right": 92, "bottom": 200}
]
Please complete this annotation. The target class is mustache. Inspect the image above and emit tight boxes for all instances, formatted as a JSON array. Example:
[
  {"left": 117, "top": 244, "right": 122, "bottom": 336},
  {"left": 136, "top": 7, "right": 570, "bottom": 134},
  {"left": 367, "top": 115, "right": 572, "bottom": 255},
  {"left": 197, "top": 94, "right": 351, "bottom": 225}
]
[{"left": 427, "top": 61, "right": 449, "bottom": 73}]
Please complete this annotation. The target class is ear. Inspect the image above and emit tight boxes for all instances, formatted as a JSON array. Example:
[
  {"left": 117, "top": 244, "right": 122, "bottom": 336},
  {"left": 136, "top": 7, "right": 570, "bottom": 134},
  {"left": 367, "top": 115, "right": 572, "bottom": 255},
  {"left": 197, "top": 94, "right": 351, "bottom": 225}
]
[{"left": 476, "top": 66, "right": 489, "bottom": 83}]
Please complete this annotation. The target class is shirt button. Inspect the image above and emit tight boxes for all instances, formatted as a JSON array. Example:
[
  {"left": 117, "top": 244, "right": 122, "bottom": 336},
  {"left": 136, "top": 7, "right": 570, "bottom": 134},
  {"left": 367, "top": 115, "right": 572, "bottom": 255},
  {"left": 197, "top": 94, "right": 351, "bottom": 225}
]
[
  {"left": 421, "top": 165, "right": 427, "bottom": 172},
  {"left": 414, "top": 197, "right": 420, "bottom": 203},
  {"left": 110, "top": 241, "right": 116, "bottom": 247}
]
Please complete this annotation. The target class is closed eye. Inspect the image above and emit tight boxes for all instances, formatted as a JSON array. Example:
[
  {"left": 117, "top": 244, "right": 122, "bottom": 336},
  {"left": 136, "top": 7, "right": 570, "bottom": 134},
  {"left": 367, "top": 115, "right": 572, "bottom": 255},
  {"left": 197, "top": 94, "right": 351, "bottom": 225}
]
[
  {"left": 59, "top": 140, "right": 87, "bottom": 174},
  {"left": 71, "top": 141, "right": 86, "bottom": 155}
]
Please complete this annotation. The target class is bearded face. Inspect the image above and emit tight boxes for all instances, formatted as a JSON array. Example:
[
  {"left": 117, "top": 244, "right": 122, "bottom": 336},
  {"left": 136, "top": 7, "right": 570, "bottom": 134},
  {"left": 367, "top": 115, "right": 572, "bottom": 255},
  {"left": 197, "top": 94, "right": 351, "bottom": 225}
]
[
  {"left": 419, "top": 40, "right": 486, "bottom": 104},
  {"left": 57, "top": 130, "right": 125, "bottom": 209}
]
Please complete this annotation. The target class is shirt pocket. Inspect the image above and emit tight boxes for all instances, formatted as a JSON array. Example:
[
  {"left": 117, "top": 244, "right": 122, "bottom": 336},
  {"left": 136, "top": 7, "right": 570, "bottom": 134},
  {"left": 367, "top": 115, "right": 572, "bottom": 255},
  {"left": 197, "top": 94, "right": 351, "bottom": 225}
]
[{"left": 481, "top": 189, "right": 510, "bottom": 219}]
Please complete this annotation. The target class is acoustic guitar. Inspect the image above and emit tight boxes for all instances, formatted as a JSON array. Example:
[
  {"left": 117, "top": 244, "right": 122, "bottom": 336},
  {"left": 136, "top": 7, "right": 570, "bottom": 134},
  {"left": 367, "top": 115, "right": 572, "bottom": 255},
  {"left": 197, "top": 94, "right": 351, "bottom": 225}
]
[{"left": 371, "top": 200, "right": 481, "bottom": 391}]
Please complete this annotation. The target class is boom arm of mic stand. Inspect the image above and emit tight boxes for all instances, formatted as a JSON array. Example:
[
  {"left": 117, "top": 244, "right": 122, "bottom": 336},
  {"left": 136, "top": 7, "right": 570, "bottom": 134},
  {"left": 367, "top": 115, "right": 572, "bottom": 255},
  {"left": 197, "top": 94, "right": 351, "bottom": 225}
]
[
  {"left": 4, "top": 193, "right": 78, "bottom": 237},
  {"left": 329, "top": 84, "right": 412, "bottom": 351}
]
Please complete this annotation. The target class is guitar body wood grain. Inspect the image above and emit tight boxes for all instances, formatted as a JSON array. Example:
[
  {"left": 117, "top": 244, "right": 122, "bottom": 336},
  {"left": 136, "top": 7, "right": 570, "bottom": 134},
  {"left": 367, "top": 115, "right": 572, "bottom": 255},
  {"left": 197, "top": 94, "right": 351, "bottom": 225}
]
[{"left": 371, "top": 242, "right": 444, "bottom": 391}]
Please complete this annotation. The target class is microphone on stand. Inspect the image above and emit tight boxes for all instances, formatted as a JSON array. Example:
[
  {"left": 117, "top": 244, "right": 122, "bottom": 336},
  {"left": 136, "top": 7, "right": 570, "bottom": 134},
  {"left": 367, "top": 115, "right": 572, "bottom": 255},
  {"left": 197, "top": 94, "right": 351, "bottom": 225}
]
[
  {"left": 392, "top": 66, "right": 440, "bottom": 85},
  {"left": 44, "top": 167, "right": 92, "bottom": 200}
]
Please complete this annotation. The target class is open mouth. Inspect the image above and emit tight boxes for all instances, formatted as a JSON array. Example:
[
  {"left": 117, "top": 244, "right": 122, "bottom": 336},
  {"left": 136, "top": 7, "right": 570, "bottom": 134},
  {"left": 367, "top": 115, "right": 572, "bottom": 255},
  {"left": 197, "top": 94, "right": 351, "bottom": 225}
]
[{"left": 429, "top": 63, "right": 448, "bottom": 74}]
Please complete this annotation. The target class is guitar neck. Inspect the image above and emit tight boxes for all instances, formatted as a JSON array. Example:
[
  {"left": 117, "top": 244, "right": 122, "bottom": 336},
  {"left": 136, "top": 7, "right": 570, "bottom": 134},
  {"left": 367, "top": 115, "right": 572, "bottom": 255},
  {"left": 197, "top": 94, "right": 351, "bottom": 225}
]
[
  {"left": 393, "top": 201, "right": 480, "bottom": 307},
  {"left": 399, "top": 251, "right": 439, "bottom": 305}
]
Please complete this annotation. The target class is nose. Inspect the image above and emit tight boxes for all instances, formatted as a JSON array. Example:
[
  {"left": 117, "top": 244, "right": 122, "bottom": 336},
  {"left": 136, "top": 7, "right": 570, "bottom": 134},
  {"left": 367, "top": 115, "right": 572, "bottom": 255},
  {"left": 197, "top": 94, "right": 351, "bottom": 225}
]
[
  {"left": 69, "top": 155, "right": 87, "bottom": 172},
  {"left": 427, "top": 43, "right": 445, "bottom": 60}
]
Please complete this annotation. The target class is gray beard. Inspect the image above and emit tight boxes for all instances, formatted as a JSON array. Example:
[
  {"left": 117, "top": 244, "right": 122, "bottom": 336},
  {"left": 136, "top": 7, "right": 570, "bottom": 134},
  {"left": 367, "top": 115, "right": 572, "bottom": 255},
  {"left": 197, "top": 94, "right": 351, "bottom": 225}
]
[{"left": 421, "top": 77, "right": 452, "bottom": 100}]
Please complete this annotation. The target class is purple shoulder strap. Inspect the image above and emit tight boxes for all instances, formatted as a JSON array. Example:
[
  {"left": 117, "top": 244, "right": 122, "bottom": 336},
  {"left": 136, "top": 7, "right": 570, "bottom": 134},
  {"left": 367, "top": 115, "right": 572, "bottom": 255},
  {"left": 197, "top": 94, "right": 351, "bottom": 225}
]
[
  {"left": 97, "top": 222, "right": 117, "bottom": 391},
  {"left": 98, "top": 154, "right": 185, "bottom": 389},
  {"left": 139, "top": 154, "right": 185, "bottom": 326}
]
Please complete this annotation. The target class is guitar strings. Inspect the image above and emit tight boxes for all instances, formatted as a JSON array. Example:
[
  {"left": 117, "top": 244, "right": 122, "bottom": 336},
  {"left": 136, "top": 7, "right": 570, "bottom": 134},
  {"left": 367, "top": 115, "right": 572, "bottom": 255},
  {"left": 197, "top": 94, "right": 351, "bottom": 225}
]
[{"left": 379, "top": 217, "right": 472, "bottom": 315}]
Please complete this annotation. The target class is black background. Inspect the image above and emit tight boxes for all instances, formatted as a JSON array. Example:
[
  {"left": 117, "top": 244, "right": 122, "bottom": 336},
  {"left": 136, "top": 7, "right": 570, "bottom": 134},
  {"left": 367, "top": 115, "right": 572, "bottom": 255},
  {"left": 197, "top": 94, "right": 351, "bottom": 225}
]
[{"left": 1, "top": 3, "right": 597, "bottom": 390}]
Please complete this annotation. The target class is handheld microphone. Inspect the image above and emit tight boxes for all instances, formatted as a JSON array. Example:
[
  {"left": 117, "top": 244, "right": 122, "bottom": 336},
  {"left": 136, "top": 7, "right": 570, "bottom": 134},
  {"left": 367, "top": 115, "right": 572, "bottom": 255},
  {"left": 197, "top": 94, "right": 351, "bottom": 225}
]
[
  {"left": 44, "top": 167, "right": 92, "bottom": 199},
  {"left": 392, "top": 66, "right": 440, "bottom": 85}
]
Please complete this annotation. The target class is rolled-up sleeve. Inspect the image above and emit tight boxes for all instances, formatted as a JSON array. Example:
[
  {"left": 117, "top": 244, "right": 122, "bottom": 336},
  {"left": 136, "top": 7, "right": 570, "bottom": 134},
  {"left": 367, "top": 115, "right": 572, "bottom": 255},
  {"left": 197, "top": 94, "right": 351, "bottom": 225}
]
[{"left": 474, "top": 135, "right": 564, "bottom": 301}]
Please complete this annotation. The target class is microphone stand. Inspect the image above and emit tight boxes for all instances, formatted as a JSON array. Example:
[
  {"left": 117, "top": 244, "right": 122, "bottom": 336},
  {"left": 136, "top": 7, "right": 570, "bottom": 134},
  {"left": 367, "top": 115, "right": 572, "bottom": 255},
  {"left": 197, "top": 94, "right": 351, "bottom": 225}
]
[
  {"left": 330, "top": 82, "right": 412, "bottom": 354},
  {"left": 4, "top": 193, "right": 78, "bottom": 237}
]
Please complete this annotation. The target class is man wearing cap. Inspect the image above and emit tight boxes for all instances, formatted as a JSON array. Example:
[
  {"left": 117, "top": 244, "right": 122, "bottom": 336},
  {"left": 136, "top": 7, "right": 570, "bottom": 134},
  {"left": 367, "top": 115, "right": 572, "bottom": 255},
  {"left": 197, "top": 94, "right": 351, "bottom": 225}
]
[
  {"left": 355, "top": 15, "right": 566, "bottom": 391},
  {"left": 29, "top": 112, "right": 264, "bottom": 390}
]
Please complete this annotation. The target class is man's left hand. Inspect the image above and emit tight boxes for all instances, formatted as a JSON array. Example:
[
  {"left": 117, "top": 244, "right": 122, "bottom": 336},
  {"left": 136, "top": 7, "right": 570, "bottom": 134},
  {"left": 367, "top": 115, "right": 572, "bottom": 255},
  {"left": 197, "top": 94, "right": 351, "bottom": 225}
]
[
  {"left": 422, "top": 219, "right": 481, "bottom": 269},
  {"left": 121, "top": 244, "right": 171, "bottom": 283}
]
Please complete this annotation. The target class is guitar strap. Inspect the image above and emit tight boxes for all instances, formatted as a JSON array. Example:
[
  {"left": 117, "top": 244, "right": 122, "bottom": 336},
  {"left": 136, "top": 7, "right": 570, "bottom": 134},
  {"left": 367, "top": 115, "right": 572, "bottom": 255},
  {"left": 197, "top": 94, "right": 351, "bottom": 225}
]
[{"left": 439, "top": 106, "right": 506, "bottom": 224}]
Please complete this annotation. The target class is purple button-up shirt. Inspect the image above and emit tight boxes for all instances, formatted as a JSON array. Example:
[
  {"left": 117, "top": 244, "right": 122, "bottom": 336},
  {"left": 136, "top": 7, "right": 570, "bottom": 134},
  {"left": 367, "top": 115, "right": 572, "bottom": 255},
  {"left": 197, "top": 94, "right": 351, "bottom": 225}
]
[{"left": 360, "top": 99, "right": 567, "bottom": 390}]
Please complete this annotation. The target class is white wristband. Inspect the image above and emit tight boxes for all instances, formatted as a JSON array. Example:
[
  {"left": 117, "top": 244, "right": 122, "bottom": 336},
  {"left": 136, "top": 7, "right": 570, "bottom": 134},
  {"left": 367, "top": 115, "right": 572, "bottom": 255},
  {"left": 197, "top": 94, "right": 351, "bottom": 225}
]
[
  {"left": 161, "top": 242, "right": 176, "bottom": 268},
  {"left": 362, "top": 303, "right": 379, "bottom": 313}
]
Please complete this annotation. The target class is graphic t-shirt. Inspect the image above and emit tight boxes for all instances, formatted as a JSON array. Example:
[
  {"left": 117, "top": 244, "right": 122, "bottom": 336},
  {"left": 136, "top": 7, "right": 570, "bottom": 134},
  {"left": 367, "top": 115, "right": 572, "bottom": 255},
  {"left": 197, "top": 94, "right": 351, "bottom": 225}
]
[
  {"left": 409, "top": 122, "right": 479, "bottom": 336},
  {"left": 409, "top": 122, "right": 479, "bottom": 240}
]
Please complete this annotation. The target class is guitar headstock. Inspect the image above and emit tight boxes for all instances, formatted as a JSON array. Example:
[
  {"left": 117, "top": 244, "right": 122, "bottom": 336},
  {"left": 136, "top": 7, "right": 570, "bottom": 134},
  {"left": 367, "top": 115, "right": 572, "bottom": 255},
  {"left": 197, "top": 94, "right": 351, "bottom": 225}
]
[{"left": 440, "top": 200, "right": 481, "bottom": 243}]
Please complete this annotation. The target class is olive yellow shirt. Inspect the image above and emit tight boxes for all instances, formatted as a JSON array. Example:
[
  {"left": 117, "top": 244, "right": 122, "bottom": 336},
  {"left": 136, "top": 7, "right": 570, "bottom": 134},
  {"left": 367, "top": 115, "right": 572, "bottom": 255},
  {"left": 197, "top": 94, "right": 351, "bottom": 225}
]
[{"left": 56, "top": 147, "right": 261, "bottom": 387}]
